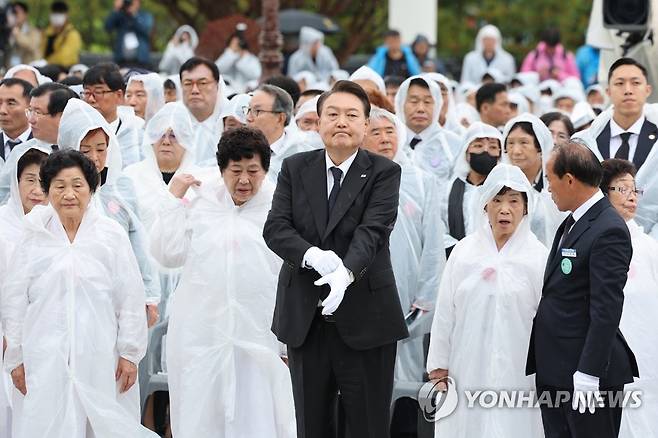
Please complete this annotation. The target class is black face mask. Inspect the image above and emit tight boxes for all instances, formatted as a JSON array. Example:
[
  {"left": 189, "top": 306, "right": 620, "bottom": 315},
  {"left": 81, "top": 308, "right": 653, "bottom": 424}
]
[{"left": 469, "top": 151, "right": 498, "bottom": 176}]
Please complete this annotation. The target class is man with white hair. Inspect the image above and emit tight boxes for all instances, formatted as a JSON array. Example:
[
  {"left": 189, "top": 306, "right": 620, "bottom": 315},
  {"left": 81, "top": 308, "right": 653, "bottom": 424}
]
[
  {"left": 287, "top": 26, "right": 339, "bottom": 82},
  {"left": 461, "top": 25, "right": 516, "bottom": 84}
]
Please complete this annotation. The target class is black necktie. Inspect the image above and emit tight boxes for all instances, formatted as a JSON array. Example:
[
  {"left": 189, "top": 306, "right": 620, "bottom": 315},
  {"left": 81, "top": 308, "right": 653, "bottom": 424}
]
[
  {"left": 615, "top": 132, "right": 632, "bottom": 160},
  {"left": 409, "top": 136, "right": 422, "bottom": 149},
  {"left": 558, "top": 214, "right": 575, "bottom": 251},
  {"left": 327, "top": 166, "right": 343, "bottom": 218},
  {"left": 6, "top": 139, "right": 21, "bottom": 151}
]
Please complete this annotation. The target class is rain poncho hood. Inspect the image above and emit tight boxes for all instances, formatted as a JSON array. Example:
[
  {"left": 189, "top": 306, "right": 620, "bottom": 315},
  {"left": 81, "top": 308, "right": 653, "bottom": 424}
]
[
  {"left": 452, "top": 121, "right": 503, "bottom": 180},
  {"left": 502, "top": 112, "right": 555, "bottom": 187},
  {"left": 127, "top": 73, "right": 166, "bottom": 122},
  {"left": 3, "top": 64, "right": 52, "bottom": 85},
  {"left": 349, "top": 65, "right": 386, "bottom": 93}
]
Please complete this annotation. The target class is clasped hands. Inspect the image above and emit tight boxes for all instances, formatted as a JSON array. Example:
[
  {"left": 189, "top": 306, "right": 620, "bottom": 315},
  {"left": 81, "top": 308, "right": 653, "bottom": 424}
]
[{"left": 304, "top": 247, "right": 353, "bottom": 315}]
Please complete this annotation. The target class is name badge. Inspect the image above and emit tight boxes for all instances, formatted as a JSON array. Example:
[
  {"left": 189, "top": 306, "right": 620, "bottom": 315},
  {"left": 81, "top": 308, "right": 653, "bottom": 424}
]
[{"left": 561, "top": 248, "right": 577, "bottom": 258}]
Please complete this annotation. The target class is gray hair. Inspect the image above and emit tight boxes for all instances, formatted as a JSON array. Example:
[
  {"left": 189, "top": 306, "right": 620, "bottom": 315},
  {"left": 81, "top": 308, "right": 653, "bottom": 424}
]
[{"left": 257, "top": 84, "right": 293, "bottom": 125}]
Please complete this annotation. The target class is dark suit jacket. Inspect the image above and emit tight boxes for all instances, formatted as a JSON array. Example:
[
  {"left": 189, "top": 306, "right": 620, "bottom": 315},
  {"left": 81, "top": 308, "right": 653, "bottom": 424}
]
[
  {"left": 596, "top": 118, "right": 658, "bottom": 170},
  {"left": 526, "top": 197, "right": 639, "bottom": 388},
  {"left": 263, "top": 148, "right": 409, "bottom": 350}
]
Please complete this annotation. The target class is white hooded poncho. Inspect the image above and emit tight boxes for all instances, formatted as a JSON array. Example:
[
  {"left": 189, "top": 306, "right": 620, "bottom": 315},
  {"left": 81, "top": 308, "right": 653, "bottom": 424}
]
[
  {"left": 1, "top": 201, "right": 156, "bottom": 438},
  {"left": 287, "top": 26, "right": 339, "bottom": 82},
  {"left": 460, "top": 25, "right": 516, "bottom": 85},
  {"left": 127, "top": 73, "right": 166, "bottom": 123},
  {"left": 150, "top": 173, "right": 296, "bottom": 438},
  {"left": 159, "top": 25, "right": 199, "bottom": 75},
  {"left": 427, "top": 163, "right": 547, "bottom": 438},
  {"left": 395, "top": 75, "right": 458, "bottom": 184}
]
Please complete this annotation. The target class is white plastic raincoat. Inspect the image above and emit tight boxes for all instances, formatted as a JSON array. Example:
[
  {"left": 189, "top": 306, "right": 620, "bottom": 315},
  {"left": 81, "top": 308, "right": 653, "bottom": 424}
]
[
  {"left": 268, "top": 125, "right": 316, "bottom": 181},
  {"left": 159, "top": 25, "right": 199, "bottom": 75},
  {"left": 427, "top": 163, "right": 547, "bottom": 438},
  {"left": 1, "top": 202, "right": 155, "bottom": 438},
  {"left": 287, "top": 26, "right": 338, "bottom": 82},
  {"left": 423, "top": 72, "right": 467, "bottom": 137},
  {"left": 460, "top": 25, "right": 516, "bottom": 84},
  {"left": 58, "top": 99, "right": 161, "bottom": 305},
  {"left": 150, "top": 175, "right": 296, "bottom": 437},
  {"left": 395, "top": 75, "right": 457, "bottom": 184},
  {"left": 127, "top": 73, "right": 166, "bottom": 122},
  {"left": 115, "top": 105, "right": 146, "bottom": 167}
]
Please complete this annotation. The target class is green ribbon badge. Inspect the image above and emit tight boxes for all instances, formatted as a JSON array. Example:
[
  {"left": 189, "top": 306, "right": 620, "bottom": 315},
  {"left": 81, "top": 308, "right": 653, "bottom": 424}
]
[{"left": 561, "top": 258, "right": 572, "bottom": 275}]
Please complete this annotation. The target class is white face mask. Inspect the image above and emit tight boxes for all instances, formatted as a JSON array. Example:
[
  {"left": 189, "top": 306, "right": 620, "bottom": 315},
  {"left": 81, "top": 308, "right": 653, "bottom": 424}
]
[{"left": 50, "top": 13, "right": 67, "bottom": 27}]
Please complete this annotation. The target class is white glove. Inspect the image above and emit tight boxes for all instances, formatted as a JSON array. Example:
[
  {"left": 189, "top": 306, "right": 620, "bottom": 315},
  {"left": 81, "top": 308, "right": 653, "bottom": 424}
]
[
  {"left": 303, "top": 247, "right": 341, "bottom": 276},
  {"left": 314, "top": 263, "right": 353, "bottom": 315},
  {"left": 572, "top": 371, "right": 603, "bottom": 414}
]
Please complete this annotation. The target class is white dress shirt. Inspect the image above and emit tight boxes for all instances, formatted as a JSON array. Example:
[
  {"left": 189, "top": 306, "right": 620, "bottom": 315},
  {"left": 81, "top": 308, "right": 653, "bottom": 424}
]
[
  {"left": 609, "top": 115, "right": 644, "bottom": 161},
  {"left": 269, "top": 131, "right": 286, "bottom": 156},
  {"left": 571, "top": 189, "right": 605, "bottom": 226},
  {"left": 325, "top": 149, "right": 358, "bottom": 198},
  {"left": 2, "top": 128, "right": 31, "bottom": 160}
]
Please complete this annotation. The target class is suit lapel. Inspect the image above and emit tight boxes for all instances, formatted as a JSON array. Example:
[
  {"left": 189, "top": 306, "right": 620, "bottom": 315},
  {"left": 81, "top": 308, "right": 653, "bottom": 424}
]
[
  {"left": 0, "top": 133, "right": 4, "bottom": 161},
  {"left": 596, "top": 122, "right": 611, "bottom": 160},
  {"left": 633, "top": 119, "right": 657, "bottom": 169},
  {"left": 323, "top": 149, "right": 372, "bottom": 240},
  {"left": 300, "top": 151, "right": 329, "bottom": 238},
  {"left": 544, "top": 217, "right": 568, "bottom": 283}
]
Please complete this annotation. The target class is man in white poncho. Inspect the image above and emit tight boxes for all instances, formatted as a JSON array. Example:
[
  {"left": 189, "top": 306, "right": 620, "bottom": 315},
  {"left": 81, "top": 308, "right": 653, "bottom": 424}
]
[
  {"left": 159, "top": 25, "right": 198, "bottom": 76},
  {"left": 395, "top": 75, "right": 459, "bottom": 184},
  {"left": 461, "top": 25, "right": 516, "bottom": 85},
  {"left": 150, "top": 126, "right": 296, "bottom": 437},
  {"left": 427, "top": 163, "right": 547, "bottom": 438},
  {"left": 126, "top": 72, "right": 165, "bottom": 123},
  {"left": 287, "top": 26, "right": 339, "bottom": 83},
  {"left": 2, "top": 149, "right": 156, "bottom": 438}
]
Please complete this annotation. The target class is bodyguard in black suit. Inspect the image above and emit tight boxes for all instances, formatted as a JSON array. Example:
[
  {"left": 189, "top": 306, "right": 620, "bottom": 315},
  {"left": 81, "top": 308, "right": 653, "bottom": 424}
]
[
  {"left": 527, "top": 142, "right": 638, "bottom": 438},
  {"left": 595, "top": 58, "right": 656, "bottom": 171},
  {"left": 263, "top": 80, "right": 408, "bottom": 438}
]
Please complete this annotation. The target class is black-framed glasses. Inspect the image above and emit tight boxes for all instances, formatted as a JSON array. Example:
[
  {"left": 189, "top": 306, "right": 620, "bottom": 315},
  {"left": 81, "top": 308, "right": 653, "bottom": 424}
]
[
  {"left": 80, "top": 89, "right": 116, "bottom": 100},
  {"left": 608, "top": 186, "right": 644, "bottom": 199},
  {"left": 242, "top": 106, "right": 282, "bottom": 118}
]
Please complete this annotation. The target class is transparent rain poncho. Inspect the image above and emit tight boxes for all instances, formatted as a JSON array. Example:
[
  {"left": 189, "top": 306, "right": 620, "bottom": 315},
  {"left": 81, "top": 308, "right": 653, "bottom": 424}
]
[
  {"left": 501, "top": 112, "right": 565, "bottom": 245},
  {"left": 150, "top": 175, "right": 296, "bottom": 437},
  {"left": 115, "top": 105, "right": 146, "bottom": 167},
  {"left": 127, "top": 72, "right": 166, "bottom": 123},
  {"left": 370, "top": 107, "right": 446, "bottom": 382},
  {"left": 3, "top": 64, "right": 52, "bottom": 85},
  {"left": 423, "top": 72, "right": 467, "bottom": 137},
  {"left": 427, "top": 163, "right": 547, "bottom": 438},
  {"left": 1, "top": 202, "right": 156, "bottom": 438},
  {"left": 395, "top": 74, "right": 457, "bottom": 184},
  {"left": 57, "top": 99, "right": 160, "bottom": 305}
]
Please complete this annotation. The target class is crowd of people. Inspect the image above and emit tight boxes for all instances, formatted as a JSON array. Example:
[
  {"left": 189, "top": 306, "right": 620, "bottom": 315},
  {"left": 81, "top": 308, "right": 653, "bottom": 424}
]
[{"left": 0, "top": 4, "right": 655, "bottom": 438}]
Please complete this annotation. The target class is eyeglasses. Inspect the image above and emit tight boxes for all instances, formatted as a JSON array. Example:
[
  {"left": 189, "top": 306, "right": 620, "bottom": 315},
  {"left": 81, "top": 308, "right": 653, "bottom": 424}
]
[
  {"left": 608, "top": 186, "right": 644, "bottom": 199},
  {"left": 80, "top": 89, "right": 116, "bottom": 100},
  {"left": 25, "top": 108, "right": 50, "bottom": 118},
  {"left": 181, "top": 79, "right": 216, "bottom": 91},
  {"left": 243, "top": 106, "right": 281, "bottom": 118}
]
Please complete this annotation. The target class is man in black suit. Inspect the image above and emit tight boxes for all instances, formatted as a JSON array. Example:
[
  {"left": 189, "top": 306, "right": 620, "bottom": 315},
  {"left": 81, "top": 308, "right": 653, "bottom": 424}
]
[
  {"left": 0, "top": 78, "right": 34, "bottom": 161},
  {"left": 263, "top": 80, "right": 408, "bottom": 438},
  {"left": 596, "top": 58, "right": 656, "bottom": 171},
  {"left": 527, "top": 142, "right": 639, "bottom": 438}
]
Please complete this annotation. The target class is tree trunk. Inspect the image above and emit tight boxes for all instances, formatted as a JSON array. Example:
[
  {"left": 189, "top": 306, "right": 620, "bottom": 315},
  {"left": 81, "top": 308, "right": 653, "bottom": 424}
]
[{"left": 259, "top": 0, "right": 284, "bottom": 81}]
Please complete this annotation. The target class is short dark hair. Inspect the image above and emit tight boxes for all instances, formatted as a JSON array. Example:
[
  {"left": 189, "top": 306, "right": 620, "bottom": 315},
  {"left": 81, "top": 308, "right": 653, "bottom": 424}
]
[
  {"left": 600, "top": 159, "right": 637, "bottom": 194},
  {"left": 540, "top": 27, "right": 561, "bottom": 47},
  {"left": 59, "top": 75, "right": 83, "bottom": 86},
  {"left": 495, "top": 186, "right": 528, "bottom": 214},
  {"left": 82, "top": 62, "right": 125, "bottom": 92},
  {"left": 540, "top": 111, "right": 575, "bottom": 137},
  {"left": 384, "top": 75, "right": 404, "bottom": 88},
  {"left": 179, "top": 57, "right": 220, "bottom": 83},
  {"left": 51, "top": 1, "right": 69, "bottom": 13},
  {"left": 163, "top": 79, "right": 177, "bottom": 90},
  {"left": 216, "top": 126, "right": 271, "bottom": 172},
  {"left": 0, "top": 77, "right": 33, "bottom": 99},
  {"left": 551, "top": 141, "right": 603, "bottom": 187},
  {"left": 30, "top": 83, "right": 79, "bottom": 115},
  {"left": 264, "top": 75, "right": 301, "bottom": 107},
  {"left": 409, "top": 77, "right": 429, "bottom": 90},
  {"left": 505, "top": 121, "right": 541, "bottom": 153},
  {"left": 317, "top": 80, "right": 371, "bottom": 118},
  {"left": 17, "top": 148, "right": 48, "bottom": 181},
  {"left": 476, "top": 82, "right": 507, "bottom": 112},
  {"left": 384, "top": 29, "right": 401, "bottom": 39},
  {"left": 257, "top": 84, "right": 293, "bottom": 125},
  {"left": 299, "top": 89, "right": 324, "bottom": 100},
  {"left": 12, "top": 2, "right": 29, "bottom": 13},
  {"left": 40, "top": 149, "right": 99, "bottom": 194},
  {"left": 608, "top": 57, "right": 648, "bottom": 82}
]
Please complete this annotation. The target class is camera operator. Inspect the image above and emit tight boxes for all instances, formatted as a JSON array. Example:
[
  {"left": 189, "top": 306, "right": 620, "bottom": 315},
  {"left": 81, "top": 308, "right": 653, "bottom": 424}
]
[
  {"left": 215, "top": 23, "right": 261, "bottom": 93},
  {"left": 105, "top": 0, "right": 153, "bottom": 69}
]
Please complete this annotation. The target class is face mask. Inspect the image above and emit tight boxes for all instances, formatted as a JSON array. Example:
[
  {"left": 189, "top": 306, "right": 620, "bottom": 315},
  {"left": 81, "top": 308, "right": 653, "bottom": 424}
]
[
  {"left": 50, "top": 13, "right": 66, "bottom": 27},
  {"left": 469, "top": 151, "right": 498, "bottom": 176}
]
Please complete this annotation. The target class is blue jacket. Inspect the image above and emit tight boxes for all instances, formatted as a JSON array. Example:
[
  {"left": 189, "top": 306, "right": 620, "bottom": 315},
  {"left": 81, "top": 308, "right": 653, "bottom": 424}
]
[
  {"left": 575, "top": 45, "right": 600, "bottom": 88},
  {"left": 105, "top": 10, "right": 153, "bottom": 66},
  {"left": 368, "top": 45, "right": 421, "bottom": 77}
]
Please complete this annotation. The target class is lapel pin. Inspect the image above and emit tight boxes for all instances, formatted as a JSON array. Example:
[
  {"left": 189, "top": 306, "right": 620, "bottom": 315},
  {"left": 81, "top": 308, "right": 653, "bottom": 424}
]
[
  {"left": 650, "top": 134, "right": 656, "bottom": 140},
  {"left": 361, "top": 174, "right": 367, "bottom": 178}
]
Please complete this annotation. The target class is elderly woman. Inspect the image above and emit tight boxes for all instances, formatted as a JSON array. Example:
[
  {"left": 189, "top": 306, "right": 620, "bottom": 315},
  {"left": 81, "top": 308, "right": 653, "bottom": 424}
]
[
  {"left": 427, "top": 163, "right": 547, "bottom": 438},
  {"left": 1, "top": 150, "right": 156, "bottom": 438},
  {"left": 600, "top": 159, "right": 658, "bottom": 438},
  {"left": 150, "top": 127, "right": 295, "bottom": 437},
  {"left": 502, "top": 113, "right": 564, "bottom": 245},
  {"left": 57, "top": 99, "right": 160, "bottom": 325},
  {"left": 126, "top": 73, "right": 166, "bottom": 123},
  {"left": 441, "top": 121, "right": 502, "bottom": 253}
]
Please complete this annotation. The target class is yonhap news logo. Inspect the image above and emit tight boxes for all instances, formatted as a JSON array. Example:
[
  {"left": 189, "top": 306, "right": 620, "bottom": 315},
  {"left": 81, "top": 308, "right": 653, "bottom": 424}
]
[{"left": 418, "top": 377, "right": 643, "bottom": 423}]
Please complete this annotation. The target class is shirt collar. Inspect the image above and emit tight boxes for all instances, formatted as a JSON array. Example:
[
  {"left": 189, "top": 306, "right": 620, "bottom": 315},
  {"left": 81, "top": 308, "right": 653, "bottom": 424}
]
[
  {"left": 3, "top": 127, "right": 31, "bottom": 143},
  {"left": 325, "top": 149, "right": 359, "bottom": 176},
  {"left": 610, "top": 115, "right": 645, "bottom": 138},
  {"left": 269, "top": 131, "right": 286, "bottom": 155},
  {"left": 572, "top": 190, "right": 604, "bottom": 223}
]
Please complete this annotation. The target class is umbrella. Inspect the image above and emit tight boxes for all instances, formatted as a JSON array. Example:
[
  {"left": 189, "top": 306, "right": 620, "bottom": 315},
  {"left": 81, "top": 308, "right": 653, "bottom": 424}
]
[{"left": 260, "top": 9, "right": 341, "bottom": 35}]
